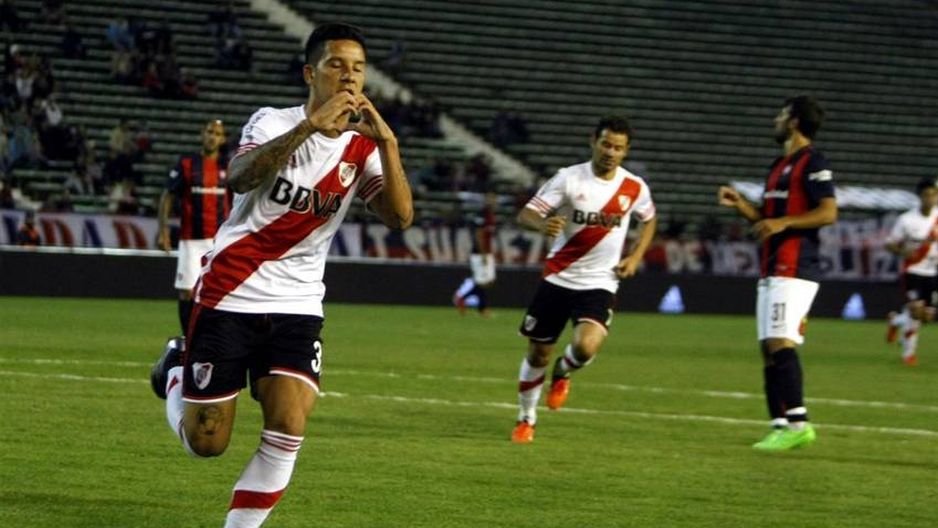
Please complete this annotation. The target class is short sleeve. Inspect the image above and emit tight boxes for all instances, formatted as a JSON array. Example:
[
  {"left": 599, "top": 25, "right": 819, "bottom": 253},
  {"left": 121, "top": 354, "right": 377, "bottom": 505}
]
[
  {"left": 234, "top": 107, "right": 277, "bottom": 158},
  {"left": 525, "top": 170, "right": 567, "bottom": 217},
  {"left": 632, "top": 181, "right": 656, "bottom": 222},
  {"left": 355, "top": 148, "right": 384, "bottom": 203},
  {"left": 165, "top": 156, "right": 184, "bottom": 193},
  {"left": 885, "top": 215, "right": 907, "bottom": 246},
  {"left": 803, "top": 152, "right": 835, "bottom": 204}
]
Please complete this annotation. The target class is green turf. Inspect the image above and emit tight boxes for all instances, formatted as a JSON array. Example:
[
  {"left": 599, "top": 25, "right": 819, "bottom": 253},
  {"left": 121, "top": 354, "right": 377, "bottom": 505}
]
[{"left": 1, "top": 297, "right": 936, "bottom": 527}]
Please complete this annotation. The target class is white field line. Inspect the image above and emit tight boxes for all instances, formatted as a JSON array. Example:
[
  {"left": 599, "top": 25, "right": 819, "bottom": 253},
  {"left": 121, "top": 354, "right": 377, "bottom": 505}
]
[
  {"left": 1, "top": 369, "right": 937, "bottom": 438},
  {"left": 2, "top": 357, "right": 938, "bottom": 413}
]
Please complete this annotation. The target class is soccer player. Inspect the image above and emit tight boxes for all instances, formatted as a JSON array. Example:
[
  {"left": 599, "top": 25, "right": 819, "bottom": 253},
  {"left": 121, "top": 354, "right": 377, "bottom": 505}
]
[
  {"left": 453, "top": 190, "right": 498, "bottom": 317},
  {"left": 884, "top": 177, "right": 938, "bottom": 366},
  {"left": 717, "top": 95, "right": 837, "bottom": 451},
  {"left": 510, "top": 116, "right": 657, "bottom": 444},
  {"left": 157, "top": 119, "right": 230, "bottom": 333},
  {"left": 149, "top": 23, "right": 413, "bottom": 527}
]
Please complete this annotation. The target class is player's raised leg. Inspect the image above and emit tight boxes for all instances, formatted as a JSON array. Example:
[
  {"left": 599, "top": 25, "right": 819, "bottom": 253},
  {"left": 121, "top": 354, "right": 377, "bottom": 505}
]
[
  {"left": 547, "top": 319, "right": 605, "bottom": 410},
  {"left": 224, "top": 376, "right": 316, "bottom": 528}
]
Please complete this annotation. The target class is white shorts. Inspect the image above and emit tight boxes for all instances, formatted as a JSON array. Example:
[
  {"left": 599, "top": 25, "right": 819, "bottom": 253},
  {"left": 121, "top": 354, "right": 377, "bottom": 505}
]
[
  {"left": 470, "top": 253, "right": 496, "bottom": 285},
  {"left": 756, "top": 276, "right": 819, "bottom": 345},
  {"left": 175, "top": 238, "right": 214, "bottom": 291}
]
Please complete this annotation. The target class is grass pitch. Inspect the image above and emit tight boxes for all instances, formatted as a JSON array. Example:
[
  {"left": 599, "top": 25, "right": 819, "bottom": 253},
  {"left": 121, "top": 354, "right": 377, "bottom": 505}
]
[{"left": 1, "top": 297, "right": 936, "bottom": 527}]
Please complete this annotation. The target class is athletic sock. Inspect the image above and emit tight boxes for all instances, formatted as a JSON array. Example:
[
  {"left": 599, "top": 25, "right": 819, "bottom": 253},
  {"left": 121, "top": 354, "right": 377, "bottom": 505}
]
[
  {"left": 762, "top": 364, "right": 786, "bottom": 426},
  {"left": 552, "top": 344, "right": 594, "bottom": 380},
  {"left": 164, "top": 365, "right": 200, "bottom": 457},
  {"left": 903, "top": 320, "right": 921, "bottom": 359},
  {"left": 517, "top": 358, "right": 545, "bottom": 425},
  {"left": 224, "top": 430, "right": 304, "bottom": 528},
  {"left": 891, "top": 309, "right": 910, "bottom": 328},
  {"left": 773, "top": 348, "right": 808, "bottom": 424},
  {"left": 178, "top": 299, "right": 193, "bottom": 335},
  {"left": 453, "top": 278, "right": 475, "bottom": 305}
]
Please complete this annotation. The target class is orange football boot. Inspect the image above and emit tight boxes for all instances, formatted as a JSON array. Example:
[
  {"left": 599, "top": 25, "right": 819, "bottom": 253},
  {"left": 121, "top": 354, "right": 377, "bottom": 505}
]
[
  {"left": 546, "top": 378, "right": 570, "bottom": 410},
  {"left": 511, "top": 421, "right": 535, "bottom": 444}
]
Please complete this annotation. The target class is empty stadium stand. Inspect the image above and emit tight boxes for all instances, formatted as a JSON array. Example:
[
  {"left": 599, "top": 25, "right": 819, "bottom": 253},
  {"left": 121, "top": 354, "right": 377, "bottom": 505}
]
[
  {"left": 4, "top": 0, "right": 938, "bottom": 226},
  {"left": 286, "top": 0, "right": 938, "bottom": 221}
]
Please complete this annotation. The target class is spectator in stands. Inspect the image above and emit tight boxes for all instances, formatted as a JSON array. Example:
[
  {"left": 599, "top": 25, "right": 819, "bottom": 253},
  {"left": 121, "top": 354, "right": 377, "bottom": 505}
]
[
  {"left": 0, "top": 0, "right": 24, "bottom": 32},
  {"left": 286, "top": 53, "right": 305, "bottom": 84},
  {"left": 8, "top": 119, "right": 43, "bottom": 168},
  {"left": 207, "top": 1, "right": 239, "bottom": 39},
  {"left": 0, "top": 124, "right": 9, "bottom": 172},
  {"left": 40, "top": 0, "right": 65, "bottom": 25},
  {"left": 13, "top": 60, "right": 35, "bottom": 106},
  {"left": 15, "top": 210, "right": 40, "bottom": 246},
  {"left": 109, "top": 118, "right": 135, "bottom": 158},
  {"left": 108, "top": 176, "right": 139, "bottom": 215},
  {"left": 380, "top": 39, "right": 407, "bottom": 77},
  {"left": 4, "top": 43, "right": 25, "bottom": 76},
  {"left": 489, "top": 108, "right": 529, "bottom": 148},
  {"left": 0, "top": 175, "right": 14, "bottom": 208},
  {"left": 111, "top": 47, "right": 137, "bottom": 84},
  {"left": 61, "top": 23, "right": 87, "bottom": 59},
  {"left": 106, "top": 17, "right": 135, "bottom": 51},
  {"left": 179, "top": 69, "right": 198, "bottom": 99},
  {"left": 77, "top": 148, "right": 104, "bottom": 195},
  {"left": 464, "top": 153, "right": 493, "bottom": 192},
  {"left": 134, "top": 121, "right": 152, "bottom": 161}
]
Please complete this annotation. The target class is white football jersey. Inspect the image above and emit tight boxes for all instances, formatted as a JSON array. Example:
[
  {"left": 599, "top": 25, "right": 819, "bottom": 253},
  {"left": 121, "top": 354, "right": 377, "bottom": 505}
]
[
  {"left": 194, "top": 105, "right": 384, "bottom": 316},
  {"left": 886, "top": 207, "right": 938, "bottom": 276},
  {"left": 526, "top": 162, "right": 655, "bottom": 293}
]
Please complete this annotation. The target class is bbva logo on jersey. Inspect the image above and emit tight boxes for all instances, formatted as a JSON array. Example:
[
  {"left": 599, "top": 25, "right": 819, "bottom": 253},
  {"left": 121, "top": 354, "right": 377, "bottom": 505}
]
[{"left": 269, "top": 176, "right": 343, "bottom": 217}]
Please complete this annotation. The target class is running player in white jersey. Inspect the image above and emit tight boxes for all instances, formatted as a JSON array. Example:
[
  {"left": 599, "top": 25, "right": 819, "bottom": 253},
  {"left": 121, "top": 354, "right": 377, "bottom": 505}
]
[
  {"left": 149, "top": 23, "right": 413, "bottom": 528},
  {"left": 510, "top": 116, "right": 657, "bottom": 444},
  {"left": 885, "top": 177, "right": 938, "bottom": 366}
]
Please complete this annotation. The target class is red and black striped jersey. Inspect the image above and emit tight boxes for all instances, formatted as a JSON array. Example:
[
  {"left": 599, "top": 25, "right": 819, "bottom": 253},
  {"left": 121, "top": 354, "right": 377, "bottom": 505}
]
[
  {"left": 760, "top": 146, "right": 835, "bottom": 280},
  {"left": 471, "top": 205, "right": 497, "bottom": 255},
  {"left": 166, "top": 153, "right": 232, "bottom": 240}
]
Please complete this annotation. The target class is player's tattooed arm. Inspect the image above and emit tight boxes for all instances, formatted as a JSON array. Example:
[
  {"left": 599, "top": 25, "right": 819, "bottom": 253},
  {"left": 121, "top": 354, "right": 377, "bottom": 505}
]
[
  {"left": 228, "top": 94, "right": 359, "bottom": 193},
  {"left": 227, "top": 122, "right": 316, "bottom": 194}
]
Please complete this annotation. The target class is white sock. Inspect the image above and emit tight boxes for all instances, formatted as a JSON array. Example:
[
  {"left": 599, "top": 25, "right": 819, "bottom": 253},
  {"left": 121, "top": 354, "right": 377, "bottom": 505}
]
[
  {"left": 903, "top": 320, "right": 921, "bottom": 358},
  {"left": 554, "top": 344, "right": 595, "bottom": 378},
  {"left": 453, "top": 278, "right": 475, "bottom": 303},
  {"left": 224, "top": 430, "right": 304, "bottom": 528},
  {"left": 891, "top": 309, "right": 910, "bottom": 327},
  {"left": 163, "top": 365, "right": 200, "bottom": 456},
  {"left": 517, "top": 358, "right": 545, "bottom": 425}
]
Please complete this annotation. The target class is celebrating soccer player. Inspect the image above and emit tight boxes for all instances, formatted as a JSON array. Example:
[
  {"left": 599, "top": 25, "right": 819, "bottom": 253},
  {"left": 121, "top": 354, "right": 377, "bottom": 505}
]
[
  {"left": 717, "top": 95, "right": 837, "bottom": 451},
  {"left": 150, "top": 23, "right": 413, "bottom": 527},
  {"left": 510, "top": 116, "right": 657, "bottom": 444},
  {"left": 884, "top": 177, "right": 938, "bottom": 366},
  {"left": 157, "top": 119, "right": 231, "bottom": 333}
]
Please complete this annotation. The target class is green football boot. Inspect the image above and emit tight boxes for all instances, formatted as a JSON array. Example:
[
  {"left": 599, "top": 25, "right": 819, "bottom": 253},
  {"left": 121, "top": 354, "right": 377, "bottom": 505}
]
[{"left": 753, "top": 424, "right": 817, "bottom": 451}]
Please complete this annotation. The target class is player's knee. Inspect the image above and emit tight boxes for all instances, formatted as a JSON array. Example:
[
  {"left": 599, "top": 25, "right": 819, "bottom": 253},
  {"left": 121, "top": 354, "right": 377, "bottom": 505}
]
[
  {"left": 186, "top": 433, "right": 229, "bottom": 457},
  {"left": 763, "top": 338, "right": 794, "bottom": 355},
  {"left": 264, "top": 414, "right": 308, "bottom": 437},
  {"left": 572, "top": 340, "right": 600, "bottom": 360},
  {"left": 526, "top": 343, "right": 553, "bottom": 368}
]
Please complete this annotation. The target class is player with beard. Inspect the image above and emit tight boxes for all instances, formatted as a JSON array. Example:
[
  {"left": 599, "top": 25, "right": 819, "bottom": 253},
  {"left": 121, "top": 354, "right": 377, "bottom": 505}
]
[{"left": 718, "top": 95, "right": 837, "bottom": 451}]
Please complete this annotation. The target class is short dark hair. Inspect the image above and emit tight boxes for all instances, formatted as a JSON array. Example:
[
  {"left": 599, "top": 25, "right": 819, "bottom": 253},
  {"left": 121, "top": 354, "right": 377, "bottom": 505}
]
[
  {"left": 916, "top": 177, "right": 936, "bottom": 194},
  {"left": 784, "top": 95, "right": 825, "bottom": 139},
  {"left": 304, "top": 23, "right": 367, "bottom": 66},
  {"left": 593, "top": 115, "right": 632, "bottom": 140}
]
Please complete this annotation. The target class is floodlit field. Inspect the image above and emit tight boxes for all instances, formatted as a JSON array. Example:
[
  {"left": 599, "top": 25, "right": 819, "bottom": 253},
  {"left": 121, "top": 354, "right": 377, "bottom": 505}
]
[{"left": 1, "top": 297, "right": 936, "bottom": 527}]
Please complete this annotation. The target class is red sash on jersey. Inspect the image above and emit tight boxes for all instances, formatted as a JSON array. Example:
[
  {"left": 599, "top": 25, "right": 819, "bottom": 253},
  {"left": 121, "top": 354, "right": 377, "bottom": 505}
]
[
  {"left": 543, "top": 177, "right": 641, "bottom": 277},
  {"left": 197, "top": 136, "right": 375, "bottom": 307},
  {"left": 903, "top": 216, "right": 938, "bottom": 271}
]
